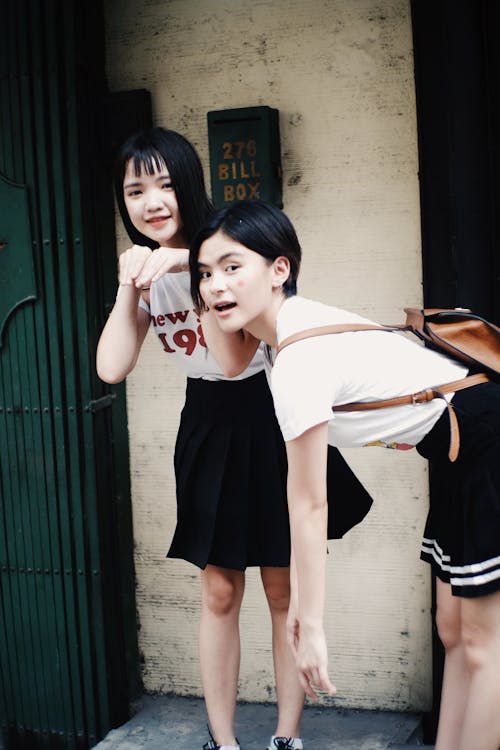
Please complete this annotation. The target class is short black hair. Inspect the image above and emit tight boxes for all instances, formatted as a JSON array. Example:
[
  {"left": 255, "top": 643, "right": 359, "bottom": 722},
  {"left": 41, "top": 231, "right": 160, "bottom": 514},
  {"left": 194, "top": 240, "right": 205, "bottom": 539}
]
[
  {"left": 190, "top": 200, "right": 301, "bottom": 311},
  {"left": 114, "top": 127, "right": 214, "bottom": 248}
]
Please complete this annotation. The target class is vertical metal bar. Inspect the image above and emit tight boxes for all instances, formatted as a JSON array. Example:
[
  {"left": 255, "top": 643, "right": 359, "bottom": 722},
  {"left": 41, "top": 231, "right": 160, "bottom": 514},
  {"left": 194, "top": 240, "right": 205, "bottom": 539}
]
[
  {"left": 10, "top": 3, "right": 53, "bottom": 741},
  {"left": 1, "top": 2, "right": 39, "bottom": 736},
  {"left": 42, "top": 2, "right": 90, "bottom": 745},
  {"left": 27, "top": 0, "right": 77, "bottom": 742},
  {"left": 0, "top": 387, "right": 17, "bottom": 734},
  {"left": 1, "top": 1, "right": 15, "bottom": 177},
  {"left": 60, "top": 1, "right": 112, "bottom": 742},
  {"left": 0, "top": 6, "right": 18, "bottom": 737},
  {"left": 1, "top": 350, "right": 33, "bottom": 732},
  {"left": 15, "top": 1, "right": 55, "bottom": 741}
]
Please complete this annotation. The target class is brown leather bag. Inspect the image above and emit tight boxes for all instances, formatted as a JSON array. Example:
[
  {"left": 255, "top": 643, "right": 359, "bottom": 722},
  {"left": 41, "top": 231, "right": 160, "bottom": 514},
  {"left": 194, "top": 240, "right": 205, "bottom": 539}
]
[
  {"left": 276, "top": 307, "right": 499, "bottom": 461},
  {"left": 403, "top": 307, "right": 500, "bottom": 376},
  {"left": 278, "top": 307, "right": 500, "bottom": 375}
]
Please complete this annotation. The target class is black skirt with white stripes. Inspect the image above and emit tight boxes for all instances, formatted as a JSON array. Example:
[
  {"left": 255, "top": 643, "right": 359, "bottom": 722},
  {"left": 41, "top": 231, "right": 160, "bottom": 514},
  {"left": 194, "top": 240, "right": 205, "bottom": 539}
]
[{"left": 416, "top": 381, "right": 500, "bottom": 597}]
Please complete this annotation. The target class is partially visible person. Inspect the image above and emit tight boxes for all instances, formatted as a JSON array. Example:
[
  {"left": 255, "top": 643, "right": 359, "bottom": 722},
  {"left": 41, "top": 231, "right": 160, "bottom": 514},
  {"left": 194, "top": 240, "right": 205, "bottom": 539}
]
[
  {"left": 96, "top": 127, "right": 308, "bottom": 750},
  {"left": 190, "top": 199, "right": 500, "bottom": 750}
]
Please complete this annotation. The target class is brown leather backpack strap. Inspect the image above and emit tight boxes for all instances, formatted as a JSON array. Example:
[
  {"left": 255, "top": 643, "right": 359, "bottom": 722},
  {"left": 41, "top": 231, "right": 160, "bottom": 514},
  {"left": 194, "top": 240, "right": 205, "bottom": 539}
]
[
  {"left": 332, "top": 373, "right": 489, "bottom": 461},
  {"left": 276, "top": 323, "right": 405, "bottom": 354},
  {"left": 275, "top": 318, "right": 490, "bottom": 460}
]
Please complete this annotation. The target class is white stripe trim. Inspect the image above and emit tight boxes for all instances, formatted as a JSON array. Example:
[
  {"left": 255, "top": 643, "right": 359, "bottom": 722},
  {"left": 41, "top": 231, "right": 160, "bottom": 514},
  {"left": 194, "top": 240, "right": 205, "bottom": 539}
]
[
  {"left": 450, "top": 568, "right": 500, "bottom": 587},
  {"left": 421, "top": 538, "right": 500, "bottom": 578}
]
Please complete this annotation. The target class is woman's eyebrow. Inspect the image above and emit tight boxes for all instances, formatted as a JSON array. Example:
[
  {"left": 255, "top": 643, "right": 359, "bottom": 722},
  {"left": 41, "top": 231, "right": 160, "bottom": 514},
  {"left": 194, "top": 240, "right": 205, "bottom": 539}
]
[
  {"left": 198, "top": 251, "right": 243, "bottom": 269},
  {"left": 124, "top": 172, "right": 171, "bottom": 189}
]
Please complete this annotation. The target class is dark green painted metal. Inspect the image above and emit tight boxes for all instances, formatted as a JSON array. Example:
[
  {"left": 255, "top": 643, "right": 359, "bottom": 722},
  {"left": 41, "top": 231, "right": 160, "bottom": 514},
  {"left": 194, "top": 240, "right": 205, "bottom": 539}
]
[
  {"left": 0, "top": 175, "right": 37, "bottom": 347},
  {"left": 26, "top": 1, "right": 77, "bottom": 742},
  {"left": 0, "top": 0, "right": 139, "bottom": 747},
  {"left": 207, "top": 105, "right": 283, "bottom": 208}
]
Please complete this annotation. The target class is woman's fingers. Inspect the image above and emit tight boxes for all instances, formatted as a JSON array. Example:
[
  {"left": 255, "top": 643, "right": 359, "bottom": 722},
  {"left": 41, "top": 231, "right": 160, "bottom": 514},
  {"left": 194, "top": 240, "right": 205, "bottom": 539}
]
[
  {"left": 134, "top": 246, "right": 189, "bottom": 286},
  {"left": 293, "top": 625, "right": 337, "bottom": 700},
  {"left": 297, "top": 667, "right": 336, "bottom": 701},
  {"left": 315, "top": 668, "right": 337, "bottom": 695},
  {"left": 118, "top": 245, "right": 152, "bottom": 285},
  {"left": 298, "top": 670, "right": 319, "bottom": 700},
  {"left": 118, "top": 246, "right": 190, "bottom": 288}
]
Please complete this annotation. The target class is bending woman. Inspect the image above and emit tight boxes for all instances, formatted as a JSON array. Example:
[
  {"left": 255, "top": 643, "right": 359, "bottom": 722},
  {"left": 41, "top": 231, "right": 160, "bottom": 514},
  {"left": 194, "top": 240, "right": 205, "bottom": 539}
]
[
  {"left": 190, "top": 199, "right": 500, "bottom": 750},
  {"left": 96, "top": 129, "right": 307, "bottom": 750}
]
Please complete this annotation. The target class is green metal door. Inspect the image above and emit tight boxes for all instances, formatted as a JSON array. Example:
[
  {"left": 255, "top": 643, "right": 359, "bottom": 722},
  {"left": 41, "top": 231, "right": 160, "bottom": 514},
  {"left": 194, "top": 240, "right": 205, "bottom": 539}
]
[{"left": 0, "top": 1, "right": 139, "bottom": 747}]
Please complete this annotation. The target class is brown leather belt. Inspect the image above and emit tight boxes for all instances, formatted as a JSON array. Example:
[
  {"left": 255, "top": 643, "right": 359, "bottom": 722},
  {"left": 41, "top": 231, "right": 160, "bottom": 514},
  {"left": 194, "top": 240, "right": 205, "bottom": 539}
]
[{"left": 332, "top": 372, "right": 490, "bottom": 461}]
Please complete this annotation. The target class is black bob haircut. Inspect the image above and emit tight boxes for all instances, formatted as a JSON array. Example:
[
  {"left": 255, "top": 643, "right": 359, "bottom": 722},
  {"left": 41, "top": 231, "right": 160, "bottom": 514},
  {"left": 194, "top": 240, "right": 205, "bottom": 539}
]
[
  {"left": 189, "top": 200, "right": 302, "bottom": 311},
  {"left": 114, "top": 127, "right": 214, "bottom": 248}
]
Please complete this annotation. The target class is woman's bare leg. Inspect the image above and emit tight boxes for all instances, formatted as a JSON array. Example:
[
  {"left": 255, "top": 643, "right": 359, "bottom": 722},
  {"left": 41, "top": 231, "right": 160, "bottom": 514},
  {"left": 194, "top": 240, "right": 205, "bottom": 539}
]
[
  {"left": 434, "top": 578, "right": 468, "bottom": 750},
  {"left": 458, "top": 588, "right": 500, "bottom": 750},
  {"left": 199, "top": 565, "right": 245, "bottom": 747},
  {"left": 435, "top": 579, "right": 500, "bottom": 750},
  {"left": 261, "top": 566, "right": 305, "bottom": 739}
]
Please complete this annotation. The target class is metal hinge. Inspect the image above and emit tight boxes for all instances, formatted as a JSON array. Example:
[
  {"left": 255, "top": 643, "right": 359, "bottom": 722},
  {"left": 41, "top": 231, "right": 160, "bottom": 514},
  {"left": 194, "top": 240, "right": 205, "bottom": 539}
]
[{"left": 85, "top": 393, "right": 116, "bottom": 413}]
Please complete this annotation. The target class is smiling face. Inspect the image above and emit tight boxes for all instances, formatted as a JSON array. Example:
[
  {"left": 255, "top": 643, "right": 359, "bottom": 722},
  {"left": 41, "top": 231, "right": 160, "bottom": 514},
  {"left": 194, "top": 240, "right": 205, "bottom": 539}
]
[
  {"left": 123, "top": 158, "right": 185, "bottom": 248},
  {"left": 197, "top": 230, "right": 290, "bottom": 342}
]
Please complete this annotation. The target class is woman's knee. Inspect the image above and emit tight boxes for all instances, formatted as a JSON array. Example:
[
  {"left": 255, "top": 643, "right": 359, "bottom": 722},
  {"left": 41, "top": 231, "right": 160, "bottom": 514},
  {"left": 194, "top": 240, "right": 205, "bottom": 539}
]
[
  {"left": 460, "top": 621, "right": 490, "bottom": 672},
  {"left": 436, "top": 601, "right": 462, "bottom": 650},
  {"left": 202, "top": 567, "right": 244, "bottom": 616},
  {"left": 261, "top": 568, "right": 291, "bottom": 612},
  {"left": 435, "top": 579, "right": 462, "bottom": 650},
  {"left": 460, "top": 595, "right": 500, "bottom": 672}
]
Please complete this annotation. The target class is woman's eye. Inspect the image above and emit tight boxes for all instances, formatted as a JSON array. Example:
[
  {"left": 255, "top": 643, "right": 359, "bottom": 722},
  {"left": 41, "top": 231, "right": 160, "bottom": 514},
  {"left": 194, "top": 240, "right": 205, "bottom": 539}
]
[
  {"left": 200, "top": 271, "right": 211, "bottom": 280},
  {"left": 162, "top": 182, "right": 174, "bottom": 191},
  {"left": 226, "top": 264, "right": 239, "bottom": 272},
  {"left": 126, "top": 190, "right": 141, "bottom": 197}
]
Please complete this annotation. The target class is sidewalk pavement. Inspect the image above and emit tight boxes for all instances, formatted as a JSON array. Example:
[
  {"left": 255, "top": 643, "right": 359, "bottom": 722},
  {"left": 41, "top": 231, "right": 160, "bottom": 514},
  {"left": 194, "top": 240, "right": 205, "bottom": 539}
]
[{"left": 93, "top": 694, "right": 434, "bottom": 750}]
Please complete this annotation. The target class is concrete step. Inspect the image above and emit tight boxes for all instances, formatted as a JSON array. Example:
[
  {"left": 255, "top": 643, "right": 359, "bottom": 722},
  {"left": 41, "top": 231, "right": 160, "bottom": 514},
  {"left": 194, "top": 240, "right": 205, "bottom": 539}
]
[{"left": 93, "top": 694, "right": 433, "bottom": 749}]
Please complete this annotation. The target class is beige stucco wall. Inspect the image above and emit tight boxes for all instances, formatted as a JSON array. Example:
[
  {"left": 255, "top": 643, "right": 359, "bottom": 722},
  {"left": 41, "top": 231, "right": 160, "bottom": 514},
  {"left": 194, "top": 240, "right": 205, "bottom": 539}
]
[{"left": 104, "top": 0, "right": 431, "bottom": 711}]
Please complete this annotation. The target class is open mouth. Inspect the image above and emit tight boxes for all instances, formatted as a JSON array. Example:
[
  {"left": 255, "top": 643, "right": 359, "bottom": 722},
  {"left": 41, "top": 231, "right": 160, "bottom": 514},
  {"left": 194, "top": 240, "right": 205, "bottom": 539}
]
[{"left": 214, "top": 302, "right": 236, "bottom": 312}]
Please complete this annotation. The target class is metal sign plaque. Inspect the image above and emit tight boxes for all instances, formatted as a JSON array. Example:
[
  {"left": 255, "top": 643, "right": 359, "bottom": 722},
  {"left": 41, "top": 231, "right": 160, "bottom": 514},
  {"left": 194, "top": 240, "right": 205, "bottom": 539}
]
[{"left": 207, "top": 106, "right": 282, "bottom": 208}]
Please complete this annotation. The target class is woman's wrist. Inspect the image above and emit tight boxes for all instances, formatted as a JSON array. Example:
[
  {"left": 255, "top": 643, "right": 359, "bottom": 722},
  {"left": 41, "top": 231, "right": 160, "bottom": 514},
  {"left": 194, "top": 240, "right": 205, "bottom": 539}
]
[
  {"left": 118, "top": 282, "right": 142, "bottom": 292},
  {"left": 298, "top": 616, "right": 324, "bottom": 632}
]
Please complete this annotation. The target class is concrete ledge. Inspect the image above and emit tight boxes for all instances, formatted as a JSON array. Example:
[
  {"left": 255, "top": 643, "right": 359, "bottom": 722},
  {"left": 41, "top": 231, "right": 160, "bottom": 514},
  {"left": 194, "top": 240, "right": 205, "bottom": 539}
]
[{"left": 92, "top": 694, "right": 433, "bottom": 750}]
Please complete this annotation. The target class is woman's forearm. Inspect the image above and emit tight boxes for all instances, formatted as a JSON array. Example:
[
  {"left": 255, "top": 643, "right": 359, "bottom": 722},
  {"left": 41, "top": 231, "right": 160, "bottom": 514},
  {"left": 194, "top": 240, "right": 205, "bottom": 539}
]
[
  {"left": 285, "top": 423, "right": 335, "bottom": 696},
  {"left": 288, "top": 488, "right": 328, "bottom": 628},
  {"left": 200, "top": 310, "right": 260, "bottom": 377},
  {"left": 96, "top": 285, "right": 150, "bottom": 383},
  {"left": 285, "top": 424, "right": 330, "bottom": 626}
]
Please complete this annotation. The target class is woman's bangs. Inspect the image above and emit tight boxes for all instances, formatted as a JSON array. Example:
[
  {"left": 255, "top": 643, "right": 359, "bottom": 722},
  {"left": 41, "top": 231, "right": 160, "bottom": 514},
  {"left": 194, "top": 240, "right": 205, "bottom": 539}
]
[{"left": 131, "top": 149, "right": 167, "bottom": 177}]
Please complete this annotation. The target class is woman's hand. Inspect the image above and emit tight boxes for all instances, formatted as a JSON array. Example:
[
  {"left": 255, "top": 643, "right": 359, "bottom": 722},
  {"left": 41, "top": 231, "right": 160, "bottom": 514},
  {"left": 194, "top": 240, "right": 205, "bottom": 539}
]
[
  {"left": 292, "top": 621, "right": 336, "bottom": 700},
  {"left": 118, "top": 245, "right": 189, "bottom": 288},
  {"left": 287, "top": 550, "right": 336, "bottom": 700}
]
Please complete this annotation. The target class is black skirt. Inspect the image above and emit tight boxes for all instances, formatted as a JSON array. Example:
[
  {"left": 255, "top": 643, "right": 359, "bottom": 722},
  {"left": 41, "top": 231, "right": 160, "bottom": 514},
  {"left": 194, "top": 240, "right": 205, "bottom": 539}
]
[
  {"left": 167, "top": 371, "right": 373, "bottom": 570},
  {"left": 417, "top": 381, "right": 500, "bottom": 597}
]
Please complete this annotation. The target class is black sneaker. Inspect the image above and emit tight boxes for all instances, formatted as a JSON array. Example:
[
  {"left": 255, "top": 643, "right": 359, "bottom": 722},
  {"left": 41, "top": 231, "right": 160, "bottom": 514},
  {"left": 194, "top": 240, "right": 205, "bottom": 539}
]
[
  {"left": 267, "top": 738, "right": 303, "bottom": 750},
  {"left": 203, "top": 726, "right": 240, "bottom": 750}
]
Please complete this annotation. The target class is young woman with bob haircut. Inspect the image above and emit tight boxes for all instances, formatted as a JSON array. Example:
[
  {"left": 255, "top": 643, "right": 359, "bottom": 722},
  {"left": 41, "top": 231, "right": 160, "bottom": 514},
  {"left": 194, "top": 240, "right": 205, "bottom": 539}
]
[{"left": 190, "top": 199, "right": 500, "bottom": 750}]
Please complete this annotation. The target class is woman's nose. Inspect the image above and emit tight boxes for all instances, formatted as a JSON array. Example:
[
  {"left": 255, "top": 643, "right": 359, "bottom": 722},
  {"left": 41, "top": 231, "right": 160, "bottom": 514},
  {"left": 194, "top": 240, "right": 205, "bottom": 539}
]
[
  {"left": 144, "top": 189, "right": 164, "bottom": 210},
  {"left": 210, "top": 270, "right": 227, "bottom": 292}
]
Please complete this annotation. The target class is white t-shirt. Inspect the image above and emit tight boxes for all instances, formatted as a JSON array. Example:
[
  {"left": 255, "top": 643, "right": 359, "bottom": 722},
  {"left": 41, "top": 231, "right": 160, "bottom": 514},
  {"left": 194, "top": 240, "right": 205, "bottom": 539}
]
[
  {"left": 266, "top": 296, "right": 468, "bottom": 449},
  {"left": 137, "top": 272, "right": 264, "bottom": 380}
]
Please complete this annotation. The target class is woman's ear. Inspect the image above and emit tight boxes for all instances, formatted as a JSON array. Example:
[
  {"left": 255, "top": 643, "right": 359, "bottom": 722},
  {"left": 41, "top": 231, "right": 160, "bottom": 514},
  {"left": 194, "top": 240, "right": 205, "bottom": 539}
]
[{"left": 272, "top": 256, "right": 291, "bottom": 289}]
